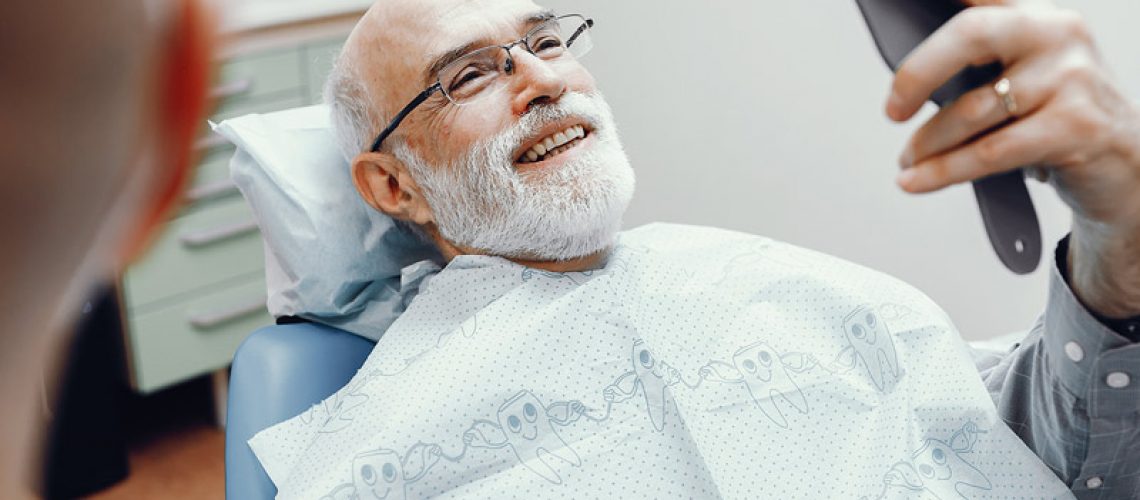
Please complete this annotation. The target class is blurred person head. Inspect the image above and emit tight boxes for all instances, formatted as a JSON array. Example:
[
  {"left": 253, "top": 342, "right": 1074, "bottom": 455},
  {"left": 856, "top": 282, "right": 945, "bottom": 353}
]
[
  {"left": 329, "top": 0, "right": 635, "bottom": 270},
  {"left": 0, "top": 0, "right": 211, "bottom": 495}
]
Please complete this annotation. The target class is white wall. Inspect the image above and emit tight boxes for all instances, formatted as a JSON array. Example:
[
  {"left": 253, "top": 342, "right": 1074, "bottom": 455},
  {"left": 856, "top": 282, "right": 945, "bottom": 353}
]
[{"left": 540, "top": 0, "right": 1139, "bottom": 340}]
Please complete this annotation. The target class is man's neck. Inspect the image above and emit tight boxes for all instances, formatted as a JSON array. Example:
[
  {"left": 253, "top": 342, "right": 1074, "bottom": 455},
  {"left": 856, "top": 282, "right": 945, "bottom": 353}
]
[
  {"left": 506, "top": 248, "right": 611, "bottom": 272},
  {"left": 430, "top": 231, "right": 611, "bottom": 272}
]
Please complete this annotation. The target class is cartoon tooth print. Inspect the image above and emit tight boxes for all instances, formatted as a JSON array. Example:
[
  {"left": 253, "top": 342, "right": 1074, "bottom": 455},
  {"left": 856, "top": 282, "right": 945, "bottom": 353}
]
[
  {"left": 873, "top": 422, "right": 992, "bottom": 499},
  {"left": 463, "top": 390, "right": 582, "bottom": 484},
  {"left": 301, "top": 376, "right": 370, "bottom": 433},
  {"left": 351, "top": 443, "right": 441, "bottom": 500},
  {"left": 353, "top": 448, "right": 408, "bottom": 500},
  {"left": 495, "top": 390, "right": 582, "bottom": 483},
  {"left": 843, "top": 305, "right": 902, "bottom": 392},
  {"left": 700, "top": 341, "right": 809, "bottom": 428},
  {"left": 603, "top": 339, "right": 682, "bottom": 431}
]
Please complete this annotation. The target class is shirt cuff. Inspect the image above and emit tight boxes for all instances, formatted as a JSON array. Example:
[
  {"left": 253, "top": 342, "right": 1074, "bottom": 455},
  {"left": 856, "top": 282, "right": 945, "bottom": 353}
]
[
  {"left": 1043, "top": 237, "right": 1140, "bottom": 418},
  {"left": 1055, "top": 234, "right": 1140, "bottom": 341}
]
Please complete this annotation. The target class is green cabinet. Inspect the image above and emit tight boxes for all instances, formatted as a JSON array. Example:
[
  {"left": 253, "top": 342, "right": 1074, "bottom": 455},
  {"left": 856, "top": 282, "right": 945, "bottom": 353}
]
[{"left": 122, "top": 36, "right": 346, "bottom": 394}]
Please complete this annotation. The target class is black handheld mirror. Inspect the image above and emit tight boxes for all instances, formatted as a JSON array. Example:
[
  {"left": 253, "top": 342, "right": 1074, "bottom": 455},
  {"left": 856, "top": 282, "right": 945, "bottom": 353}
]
[{"left": 855, "top": 0, "right": 1043, "bottom": 274}]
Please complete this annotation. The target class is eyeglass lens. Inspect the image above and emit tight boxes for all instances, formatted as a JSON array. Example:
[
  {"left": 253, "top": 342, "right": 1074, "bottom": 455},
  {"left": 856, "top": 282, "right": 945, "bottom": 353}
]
[{"left": 438, "top": 16, "right": 593, "bottom": 103}]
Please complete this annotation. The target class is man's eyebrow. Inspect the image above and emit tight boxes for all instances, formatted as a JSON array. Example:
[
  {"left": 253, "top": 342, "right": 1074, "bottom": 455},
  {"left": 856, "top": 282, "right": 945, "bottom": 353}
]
[
  {"left": 423, "top": 41, "right": 488, "bottom": 85},
  {"left": 421, "top": 9, "right": 558, "bottom": 85},
  {"left": 524, "top": 9, "right": 557, "bottom": 26}
]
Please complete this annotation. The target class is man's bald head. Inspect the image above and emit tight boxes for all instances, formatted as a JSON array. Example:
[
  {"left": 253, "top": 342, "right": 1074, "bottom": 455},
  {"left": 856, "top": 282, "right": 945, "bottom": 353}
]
[
  {"left": 328, "top": 0, "right": 560, "bottom": 157},
  {"left": 1, "top": 1, "right": 155, "bottom": 255},
  {"left": 329, "top": 0, "right": 634, "bottom": 266}
]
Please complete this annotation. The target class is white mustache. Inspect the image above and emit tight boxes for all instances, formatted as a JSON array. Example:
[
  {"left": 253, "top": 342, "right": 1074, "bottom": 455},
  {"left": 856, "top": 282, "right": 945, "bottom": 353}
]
[{"left": 486, "top": 92, "right": 609, "bottom": 168}]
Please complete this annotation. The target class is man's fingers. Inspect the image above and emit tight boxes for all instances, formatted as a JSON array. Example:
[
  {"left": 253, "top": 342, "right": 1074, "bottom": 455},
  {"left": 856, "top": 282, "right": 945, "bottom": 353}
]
[
  {"left": 887, "top": 6, "right": 1039, "bottom": 122},
  {"left": 900, "top": 60, "right": 1053, "bottom": 168},
  {"left": 897, "top": 112, "right": 1054, "bottom": 193}
]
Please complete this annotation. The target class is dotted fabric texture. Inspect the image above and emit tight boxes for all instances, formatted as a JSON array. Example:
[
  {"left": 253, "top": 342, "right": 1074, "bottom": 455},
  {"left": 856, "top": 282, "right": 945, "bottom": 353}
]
[{"left": 249, "top": 223, "right": 1072, "bottom": 499}]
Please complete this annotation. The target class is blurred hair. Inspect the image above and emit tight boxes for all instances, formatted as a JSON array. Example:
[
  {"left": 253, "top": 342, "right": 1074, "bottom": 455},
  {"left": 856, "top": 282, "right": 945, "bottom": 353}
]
[
  {"left": 0, "top": 0, "right": 161, "bottom": 278},
  {"left": 0, "top": 0, "right": 175, "bottom": 493}
]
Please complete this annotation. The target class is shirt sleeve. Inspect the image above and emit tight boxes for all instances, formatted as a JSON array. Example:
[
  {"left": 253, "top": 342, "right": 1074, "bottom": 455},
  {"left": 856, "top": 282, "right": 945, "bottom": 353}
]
[{"left": 978, "top": 237, "right": 1140, "bottom": 499}]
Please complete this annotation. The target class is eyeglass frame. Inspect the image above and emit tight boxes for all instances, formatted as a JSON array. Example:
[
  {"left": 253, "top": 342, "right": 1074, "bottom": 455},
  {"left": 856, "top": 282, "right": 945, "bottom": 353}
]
[{"left": 367, "top": 14, "right": 594, "bottom": 153}]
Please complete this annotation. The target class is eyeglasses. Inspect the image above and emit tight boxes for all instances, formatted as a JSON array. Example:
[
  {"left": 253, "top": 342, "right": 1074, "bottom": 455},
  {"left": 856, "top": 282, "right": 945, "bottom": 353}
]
[{"left": 368, "top": 14, "right": 595, "bottom": 153}]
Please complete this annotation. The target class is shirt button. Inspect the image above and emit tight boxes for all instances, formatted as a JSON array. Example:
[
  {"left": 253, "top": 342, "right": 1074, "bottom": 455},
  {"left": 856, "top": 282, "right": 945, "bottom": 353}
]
[
  {"left": 1063, "top": 341, "right": 1084, "bottom": 362},
  {"left": 1106, "top": 372, "right": 1131, "bottom": 389},
  {"left": 1086, "top": 476, "right": 1104, "bottom": 489}
]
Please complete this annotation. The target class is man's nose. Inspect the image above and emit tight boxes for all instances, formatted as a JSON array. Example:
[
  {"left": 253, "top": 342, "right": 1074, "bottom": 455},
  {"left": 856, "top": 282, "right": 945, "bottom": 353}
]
[{"left": 505, "top": 48, "right": 567, "bottom": 116}]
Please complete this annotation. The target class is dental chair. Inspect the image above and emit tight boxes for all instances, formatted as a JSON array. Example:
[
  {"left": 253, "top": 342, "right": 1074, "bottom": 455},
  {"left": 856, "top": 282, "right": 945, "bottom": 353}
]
[
  {"left": 214, "top": 105, "right": 438, "bottom": 499},
  {"left": 225, "top": 320, "right": 373, "bottom": 499}
]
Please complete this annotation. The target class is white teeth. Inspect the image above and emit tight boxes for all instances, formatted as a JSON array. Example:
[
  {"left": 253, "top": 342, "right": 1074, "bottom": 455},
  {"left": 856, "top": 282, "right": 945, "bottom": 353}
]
[{"left": 518, "top": 125, "right": 590, "bottom": 163}]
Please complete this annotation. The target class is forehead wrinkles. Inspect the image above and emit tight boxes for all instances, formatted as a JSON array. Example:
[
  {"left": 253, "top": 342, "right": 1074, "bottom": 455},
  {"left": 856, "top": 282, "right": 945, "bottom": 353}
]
[{"left": 355, "top": 1, "right": 515, "bottom": 112}]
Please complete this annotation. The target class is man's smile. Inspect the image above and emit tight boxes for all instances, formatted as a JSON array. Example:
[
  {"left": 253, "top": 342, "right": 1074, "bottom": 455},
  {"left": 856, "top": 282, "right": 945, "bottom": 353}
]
[{"left": 514, "top": 120, "right": 593, "bottom": 167}]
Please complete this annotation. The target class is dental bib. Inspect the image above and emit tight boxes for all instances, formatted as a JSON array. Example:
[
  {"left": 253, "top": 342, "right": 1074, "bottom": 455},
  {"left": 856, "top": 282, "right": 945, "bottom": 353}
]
[{"left": 250, "top": 223, "right": 1072, "bottom": 499}]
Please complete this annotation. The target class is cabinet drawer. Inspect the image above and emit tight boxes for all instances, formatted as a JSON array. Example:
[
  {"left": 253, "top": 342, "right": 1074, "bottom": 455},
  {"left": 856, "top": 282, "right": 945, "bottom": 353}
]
[
  {"left": 125, "top": 196, "right": 264, "bottom": 309},
  {"left": 127, "top": 276, "right": 270, "bottom": 393},
  {"left": 214, "top": 47, "right": 303, "bottom": 105},
  {"left": 183, "top": 147, "right": 241, "bottom": 209}
]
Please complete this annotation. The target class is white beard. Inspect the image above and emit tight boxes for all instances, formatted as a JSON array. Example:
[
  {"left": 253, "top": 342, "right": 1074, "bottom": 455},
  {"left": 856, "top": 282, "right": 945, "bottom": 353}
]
[{"left": 395, "top": 91, "right": 635, "bottom": 261}]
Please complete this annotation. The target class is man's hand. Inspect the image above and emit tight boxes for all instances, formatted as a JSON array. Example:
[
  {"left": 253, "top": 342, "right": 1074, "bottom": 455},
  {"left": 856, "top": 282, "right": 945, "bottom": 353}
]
[{"left": 887, "top": 0, "right": 1140, "bottom": 318}]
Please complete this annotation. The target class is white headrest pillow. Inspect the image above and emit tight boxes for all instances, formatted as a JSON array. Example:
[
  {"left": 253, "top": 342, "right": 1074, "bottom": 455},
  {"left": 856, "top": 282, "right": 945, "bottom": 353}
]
[{"left": 213, "top": 105, "right": 441, "bottom": 341}]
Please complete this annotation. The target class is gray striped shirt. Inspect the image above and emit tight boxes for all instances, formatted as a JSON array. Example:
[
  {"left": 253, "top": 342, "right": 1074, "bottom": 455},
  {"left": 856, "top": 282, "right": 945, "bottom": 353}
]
[{"left": 977, "top": 242, "right": 1140, "bottom": 500}]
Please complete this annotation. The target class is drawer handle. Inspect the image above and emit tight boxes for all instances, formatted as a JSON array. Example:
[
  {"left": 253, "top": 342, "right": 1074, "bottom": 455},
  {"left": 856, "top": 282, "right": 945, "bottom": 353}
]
[
  {"left": 188, "top": 296, "right": 266, "bottom": 330},
  {"left": 185, "top": 179, "right": 239, "bottom": 203},
  {"left": 210, "top": 78, "right": 254, "bottom": 100},
  {"left": 194, "top": 133, "right": 231, "bottom": 153},
  {"left": 179, "top": 219, "right": 259, "bottom": 248}
]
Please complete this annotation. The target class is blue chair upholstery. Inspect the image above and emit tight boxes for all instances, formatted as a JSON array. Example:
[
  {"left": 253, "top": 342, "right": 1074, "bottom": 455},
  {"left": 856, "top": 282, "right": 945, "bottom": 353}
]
[{"left": 225, "top": 322, "right": 375, "bottom": 500}]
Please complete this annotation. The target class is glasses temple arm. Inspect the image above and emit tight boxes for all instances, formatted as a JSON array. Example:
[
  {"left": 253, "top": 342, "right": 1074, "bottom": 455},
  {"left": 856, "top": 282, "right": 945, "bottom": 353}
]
[
  {"left": 567, "top": 18, "right": 593, "bottom": 47},
  {"left": 368, "top": 83, "right": 442, "bottom": 152}
]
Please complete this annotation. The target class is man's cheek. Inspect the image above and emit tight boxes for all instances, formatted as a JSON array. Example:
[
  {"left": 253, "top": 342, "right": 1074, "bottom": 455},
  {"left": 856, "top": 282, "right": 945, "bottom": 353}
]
[
  {"left": 565, "top": 64, "right": 597, "bottom": 93},
  {"left": 457, "top": 110, "right": 512, "bottom": 147}
]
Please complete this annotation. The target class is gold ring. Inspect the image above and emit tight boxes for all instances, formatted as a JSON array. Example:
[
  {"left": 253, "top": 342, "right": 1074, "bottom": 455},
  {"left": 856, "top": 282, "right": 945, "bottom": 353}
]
[{"left": 994, "top": 77, "right": 1018, "bottom": 116}]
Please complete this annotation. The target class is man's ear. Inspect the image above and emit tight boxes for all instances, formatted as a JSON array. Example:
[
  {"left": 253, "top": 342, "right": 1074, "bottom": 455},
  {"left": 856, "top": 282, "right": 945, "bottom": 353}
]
[
  {"left": 351, "top": 151, "right": 435, "bottom": 225},
  {"left": 120, "top": 0, "right": 213, "bottom": 263}
]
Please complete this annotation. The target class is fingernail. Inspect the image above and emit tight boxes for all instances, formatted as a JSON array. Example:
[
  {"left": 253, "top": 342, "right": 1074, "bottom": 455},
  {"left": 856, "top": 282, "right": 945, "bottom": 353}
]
[
  {"left": 886, "top": 90, "right": 904, "bottom": 120},
  {"left": 897, "top": 168, "right": 918, "bottom": 190}
]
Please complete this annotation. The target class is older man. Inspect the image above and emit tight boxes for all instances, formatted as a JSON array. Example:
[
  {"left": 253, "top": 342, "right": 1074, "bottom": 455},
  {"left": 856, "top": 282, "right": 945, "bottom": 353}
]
[{"left": 250, "top": 0, "right": 1140, "bottom": 498}]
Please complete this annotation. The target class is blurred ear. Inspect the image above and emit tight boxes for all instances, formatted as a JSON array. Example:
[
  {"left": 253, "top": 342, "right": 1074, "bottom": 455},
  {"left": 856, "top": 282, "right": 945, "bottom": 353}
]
[
  {"left": 119, "top": 0, "right": 213, "bottom": 263},
  {"left": 351, "top": 151, "right": 435, "bottom": 225}
]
